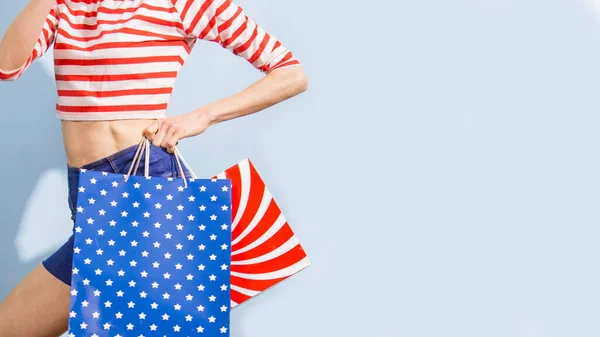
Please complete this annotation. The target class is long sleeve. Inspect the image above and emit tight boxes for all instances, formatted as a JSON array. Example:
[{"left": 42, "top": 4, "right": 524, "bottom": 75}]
[
  {"left": 0, "top": 3, "right": 60, "bottom": 81},
  {"left": 173, "top": 0, "right": 300, "bottom": 74}
]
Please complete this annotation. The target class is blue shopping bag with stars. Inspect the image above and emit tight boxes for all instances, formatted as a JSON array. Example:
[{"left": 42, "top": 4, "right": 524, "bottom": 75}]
[{"left": 67, "top": 139, "right": 232, "bottom": 337}]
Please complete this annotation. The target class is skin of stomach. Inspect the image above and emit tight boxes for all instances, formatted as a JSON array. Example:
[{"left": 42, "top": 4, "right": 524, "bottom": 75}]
[{"left": 61, "top": 119, "right": 156, "bottom": 168}]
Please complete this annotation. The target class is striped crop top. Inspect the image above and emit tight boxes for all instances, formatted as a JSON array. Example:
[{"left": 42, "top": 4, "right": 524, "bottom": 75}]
[{"left": 0, "top": 0, "right": 300, "bottom": 120}]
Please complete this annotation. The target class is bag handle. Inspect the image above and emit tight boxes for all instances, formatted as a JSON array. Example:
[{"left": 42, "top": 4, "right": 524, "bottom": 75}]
[{"left": 124, "top": 137, "right": 198, "bottom": 188}]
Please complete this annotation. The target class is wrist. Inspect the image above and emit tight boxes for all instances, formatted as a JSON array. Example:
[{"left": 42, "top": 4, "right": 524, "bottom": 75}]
[{"left": 192, "top": 107, "right": 218, "bottom": 127}]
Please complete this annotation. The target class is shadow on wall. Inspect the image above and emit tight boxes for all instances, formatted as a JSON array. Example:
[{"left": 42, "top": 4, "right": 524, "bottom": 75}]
[{"left": 0, "top": 62, "right": 65, "bottom": 297}]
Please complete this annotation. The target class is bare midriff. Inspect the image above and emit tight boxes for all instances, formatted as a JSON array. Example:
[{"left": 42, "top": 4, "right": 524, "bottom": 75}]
[{"left": 62, "top": 119, "right": 156, "bottom": 168}]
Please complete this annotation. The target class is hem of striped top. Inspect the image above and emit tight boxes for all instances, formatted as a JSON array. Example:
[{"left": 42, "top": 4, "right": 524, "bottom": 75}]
[{"left": 56, "top": 111, "right": 167, "bottom": 121}]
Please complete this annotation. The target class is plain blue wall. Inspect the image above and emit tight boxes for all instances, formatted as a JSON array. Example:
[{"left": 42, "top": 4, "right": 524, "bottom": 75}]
[{"left": 3, "top": 0, "right": 600, "bottom": 336}]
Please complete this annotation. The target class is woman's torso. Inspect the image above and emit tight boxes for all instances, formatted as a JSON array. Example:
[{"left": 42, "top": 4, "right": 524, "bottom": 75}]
[{"left": 55, "top": 0, "right": 194, "bottom": 166}]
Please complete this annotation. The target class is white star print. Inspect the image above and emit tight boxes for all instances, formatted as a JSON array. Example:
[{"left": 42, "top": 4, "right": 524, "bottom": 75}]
[
  {"left": 210, "top": 195, "right": 217, "bottom": 201},
  {"left": 162, "top": 314, "right": 170, "bottom": 320},
  {"left": 221, "top": 205, "right": 229, "bottom": 211},
  {"left": 199, "top": 225, "right": 206, "bottom": 231},
  {"left": 220, "top": 305, "right": 228, "bottom": 312},
  {"left": 210, "top": 234, "right": 217, "bottom": 240},
  {"left": 199, "top": 205, "right": 206, "bottom": 211},
  {"left": 208, "top": 316, "right": 216, "bottom": 323},
  {"left": 155, "top": 202, "right": 162, "bottom": 209},
  {"left": 133, "top": 182, "right": 140, "bottom": 188},
  {"left": 166, "top": 194, "right": 173, "bottom": 200},
  {"left": 90, "top": 178, "right": 97, "bottom": 184},
  {"left": 122, "top": 192, "right": 129, "bottom": 198},
  {"left": 209, "top": 295, "right": 216, "bottom": 302},
  {"left": 197, "top": 326, "right": 204, "bottom": 333},
  {"left": 110, "top": 200, "right": 118, "bottom": 207},
  {"left": 210, "top": 214, "right": 217, "bottom": 221},
  {"left": 80, "top": 322, "right": 88, "bottom": 329},
  {"left": 141, "top": 271, "right": 149, "bottom": 277},
  {"left": 132, "top": 202, "right": 140, "bottom": 208},
  {"left": 79, "top": 186, "right": 85, "bottom": 193},
  {"left": 98, "top": 209, "right": 106, "bottom": 216},
  {"left": 200, "top": 185, "right": 206, "bottom": 192},
  {"left": 220, "top": 284, "right": 228, "bottom": 291},
  {"left": 115, "top": 312, "right": 123, "bottom": 319},
  {"left": 220, "top": 327, "right": 228, "bottom": 333},
  {"left": 100, "top": 189, "right": 107, "bottom": 196},
  {"left": 156, "top": 184, "right": 163, "bottom": 190}
]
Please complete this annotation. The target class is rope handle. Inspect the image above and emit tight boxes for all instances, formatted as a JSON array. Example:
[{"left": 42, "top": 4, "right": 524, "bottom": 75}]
[{"left": 124, "top": 138, "right": 198, "bottom": 188}]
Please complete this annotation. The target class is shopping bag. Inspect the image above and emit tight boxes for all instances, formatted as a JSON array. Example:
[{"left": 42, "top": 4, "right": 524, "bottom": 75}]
[
  {"left": 214, "top": 159, "right": 310, "bottom": 307},
  {"left": 67, "top": 140, "right": 233, "bottom": 337}
]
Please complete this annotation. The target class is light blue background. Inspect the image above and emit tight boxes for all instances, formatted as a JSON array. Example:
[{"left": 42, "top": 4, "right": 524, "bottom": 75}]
[{"left": 2, "top": 0, "right": 600, "bottom": 336}]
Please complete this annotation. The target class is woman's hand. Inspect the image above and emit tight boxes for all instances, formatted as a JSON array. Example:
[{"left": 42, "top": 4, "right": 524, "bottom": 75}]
[{"left": 143, "top": 111, "right": 214, "bottom": 153}]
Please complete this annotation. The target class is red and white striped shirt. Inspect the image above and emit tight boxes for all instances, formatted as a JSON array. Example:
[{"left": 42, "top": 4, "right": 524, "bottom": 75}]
[{"left": 0, "top": 0, "right": 300, "bottom": 120}]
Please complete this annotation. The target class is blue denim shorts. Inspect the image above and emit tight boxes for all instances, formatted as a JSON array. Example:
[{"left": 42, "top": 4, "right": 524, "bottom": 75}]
[{"left": 42, "top": 142, "right": 192, "bottom": 285}]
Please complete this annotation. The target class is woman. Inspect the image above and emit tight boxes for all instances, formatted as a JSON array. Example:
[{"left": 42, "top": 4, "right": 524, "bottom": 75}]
[{"left": 0, "top": 0, "right": 307, "bottom": 335}]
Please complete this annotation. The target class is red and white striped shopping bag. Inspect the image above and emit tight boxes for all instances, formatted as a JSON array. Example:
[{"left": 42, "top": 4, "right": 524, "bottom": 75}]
[{"left": 214, "top": 159, "right": 310, "bottom": 307}]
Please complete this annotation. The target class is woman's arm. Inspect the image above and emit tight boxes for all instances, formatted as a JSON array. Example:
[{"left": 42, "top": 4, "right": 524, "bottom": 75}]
[
  {"left": 145, "top": 65, "right": 308, "bottom": 153},
  {"left": 144, "top": 0, "right": 308, "bottom": 152},
  {"left": 0, "top": 0, "right": 59, "bottom": 80}
]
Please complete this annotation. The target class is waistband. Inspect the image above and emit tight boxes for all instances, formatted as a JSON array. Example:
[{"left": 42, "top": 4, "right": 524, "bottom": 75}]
[{"left": 67, "top": 142, "right": 142, "bottom": 172}]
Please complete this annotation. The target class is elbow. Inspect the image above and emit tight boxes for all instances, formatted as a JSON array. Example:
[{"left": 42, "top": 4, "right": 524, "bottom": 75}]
[{"left": 295, "top": 68, "right": 308, "bottom": 94}]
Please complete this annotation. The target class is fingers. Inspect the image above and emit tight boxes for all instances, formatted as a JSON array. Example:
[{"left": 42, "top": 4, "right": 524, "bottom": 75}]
[
  {"left": 147, "top": 119, "right": 185, "bottom": 153},
  {"left": 143, "top": 120, "right": 161, "bottom": 141}
]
